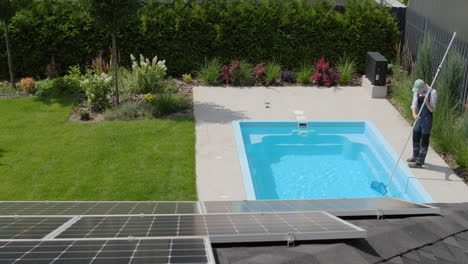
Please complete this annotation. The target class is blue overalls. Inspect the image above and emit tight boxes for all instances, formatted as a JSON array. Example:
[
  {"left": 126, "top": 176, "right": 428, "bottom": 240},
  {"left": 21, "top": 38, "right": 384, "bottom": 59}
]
[{"left": 412, "top": 90, "right": 433, "bottom": 165}]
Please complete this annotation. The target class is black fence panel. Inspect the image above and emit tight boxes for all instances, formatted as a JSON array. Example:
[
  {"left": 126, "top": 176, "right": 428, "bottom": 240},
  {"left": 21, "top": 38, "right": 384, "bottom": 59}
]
[{"left": 405, "top": 0, "right": 468, "bottom": 112}]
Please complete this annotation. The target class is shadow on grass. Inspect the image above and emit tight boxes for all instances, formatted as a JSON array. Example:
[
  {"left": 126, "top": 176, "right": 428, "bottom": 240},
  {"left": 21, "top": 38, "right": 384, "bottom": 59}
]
[
  {"left": 193, "top": 102, "right": 247, "bottom": 124},
  {"left": 33, "top": 95, "right": 80, "bottom": 107},
  {"left": 0, "top": 148, "right": 5, "bottom": 166}
]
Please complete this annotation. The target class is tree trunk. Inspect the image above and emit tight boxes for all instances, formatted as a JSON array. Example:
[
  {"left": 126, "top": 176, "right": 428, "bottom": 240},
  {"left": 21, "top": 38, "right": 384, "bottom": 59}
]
[
  {"left": 3, "top": 22, "right": 16, "bottom": 90},
  {"left": 111, "top": 32, "right": 119, "bottom": 105}
]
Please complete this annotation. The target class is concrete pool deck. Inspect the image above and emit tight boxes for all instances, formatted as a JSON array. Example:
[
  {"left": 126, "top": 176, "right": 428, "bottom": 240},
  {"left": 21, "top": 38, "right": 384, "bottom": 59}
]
[{"left": 194, "top": 85, "right": 468, "bottom": 203}]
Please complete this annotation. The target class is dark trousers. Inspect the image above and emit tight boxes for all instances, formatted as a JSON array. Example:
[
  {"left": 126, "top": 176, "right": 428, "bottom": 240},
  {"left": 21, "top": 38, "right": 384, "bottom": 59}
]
[{"left": 412, "top": 116, "right": 432, "bottom": 165}]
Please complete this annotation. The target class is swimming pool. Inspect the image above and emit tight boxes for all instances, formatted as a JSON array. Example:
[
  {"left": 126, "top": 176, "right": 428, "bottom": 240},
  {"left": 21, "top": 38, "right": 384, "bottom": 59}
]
[{"left": 233, "top": 121, "right": 433, "bottom": 203}]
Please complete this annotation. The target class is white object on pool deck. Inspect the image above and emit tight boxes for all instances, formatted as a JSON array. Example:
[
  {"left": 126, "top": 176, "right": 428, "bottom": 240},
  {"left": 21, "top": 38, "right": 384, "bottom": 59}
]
[{"left": 193, "top": 85, "right": 468, "bottom": 202}]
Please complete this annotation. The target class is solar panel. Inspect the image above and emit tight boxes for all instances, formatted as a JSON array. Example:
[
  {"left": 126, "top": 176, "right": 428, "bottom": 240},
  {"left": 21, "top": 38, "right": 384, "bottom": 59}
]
[
  {"left": 0, "top": 217, "right": 70, "bottom": 240},
  {"left": 203, "top": 198, "right": 440, "bottom": 216},
  {"left": 0, "top": 238, "right": 214, "bottom": 264},
  {"left": 55, "top": 212, "right": 365, "bottom": 243},
  {"left": 0, "top": 202, "right": 199, "bottom": 216},
  {"left": 0, "top": 199, "right": 439, "bottom": 217}
]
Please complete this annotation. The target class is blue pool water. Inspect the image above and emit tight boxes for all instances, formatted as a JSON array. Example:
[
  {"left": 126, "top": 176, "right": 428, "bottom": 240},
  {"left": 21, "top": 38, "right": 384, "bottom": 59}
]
[{"left": 234, "top": 121, "right": 433, "bottom": 203}]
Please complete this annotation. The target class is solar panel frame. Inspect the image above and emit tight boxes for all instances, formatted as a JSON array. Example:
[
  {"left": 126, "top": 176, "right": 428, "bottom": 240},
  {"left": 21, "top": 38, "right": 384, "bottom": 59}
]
[
  {"left": 53, "top": 212, "right": 366, "bottom": 243},
  {"left": 0, "top": 237, "right": 215, "bottom": 264},
  {"left": 0, "top": 217, "right": 71, "bottom": 240},
  {"left": 0, "top": 198, "right": 440, "bottom": 217},
  {"left": 0, "top": 201, "right": 200, "bottom": 216},
  {"left": 202, "top": 197, "right": 440, "bottom": 216}
]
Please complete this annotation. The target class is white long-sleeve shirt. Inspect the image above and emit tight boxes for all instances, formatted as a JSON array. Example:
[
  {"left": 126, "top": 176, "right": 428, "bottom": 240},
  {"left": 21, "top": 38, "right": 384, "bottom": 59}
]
[{"left": 411, "top": 88, "right": 438, "bottom": 110}]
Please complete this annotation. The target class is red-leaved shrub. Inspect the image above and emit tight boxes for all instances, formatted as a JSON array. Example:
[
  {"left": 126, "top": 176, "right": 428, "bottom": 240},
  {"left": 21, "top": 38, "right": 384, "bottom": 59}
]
[
  {"left": 310, "top": 57, "right": 340, "bottom": 87},
  {"left": 252, "top": 63, "right": 267, "bottom": 84},
  {"left": 92, "top": 51, "right": 110, "bottom": 74},
  {"left": 218, "top": 59, "right": 240, "bottom": 85},
  {"left": 218, "top": 65, "right": 231, "bottom": 85}
]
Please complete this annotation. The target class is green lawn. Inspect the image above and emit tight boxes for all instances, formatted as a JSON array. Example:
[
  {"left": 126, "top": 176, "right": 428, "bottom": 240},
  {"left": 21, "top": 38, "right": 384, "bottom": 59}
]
[{"left": 0, "top": 98, "right": 196, "bottom": 201}]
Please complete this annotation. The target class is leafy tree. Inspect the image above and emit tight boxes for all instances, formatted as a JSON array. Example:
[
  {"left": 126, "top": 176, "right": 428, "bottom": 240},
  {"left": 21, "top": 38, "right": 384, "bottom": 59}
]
[
  {"left": 0, "top": 0, "right": 17, "bottom": 90},
  {"left": 80, "top": 0, "right": 143, "bottom": 104}
]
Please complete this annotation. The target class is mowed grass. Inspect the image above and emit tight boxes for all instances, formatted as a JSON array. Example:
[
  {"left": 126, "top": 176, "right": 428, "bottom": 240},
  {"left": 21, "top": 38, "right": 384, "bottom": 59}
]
[{"left": 0, "top": 98, "right": 196, "bottom": 201}]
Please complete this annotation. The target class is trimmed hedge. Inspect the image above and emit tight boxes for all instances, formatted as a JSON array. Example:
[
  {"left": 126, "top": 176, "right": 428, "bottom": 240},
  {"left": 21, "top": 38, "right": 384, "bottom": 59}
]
[{"left": 0, "top": 0, "right": 400, "bottom": 79}]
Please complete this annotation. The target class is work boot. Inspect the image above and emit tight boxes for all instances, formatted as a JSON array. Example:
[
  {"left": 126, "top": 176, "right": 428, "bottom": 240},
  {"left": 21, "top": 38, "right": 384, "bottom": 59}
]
[
  {"left": 406, "top": 157, "right": 416, "bottom": 163},
  {"left": 408, "top": 162, "right": 423, "bottom": 168}
]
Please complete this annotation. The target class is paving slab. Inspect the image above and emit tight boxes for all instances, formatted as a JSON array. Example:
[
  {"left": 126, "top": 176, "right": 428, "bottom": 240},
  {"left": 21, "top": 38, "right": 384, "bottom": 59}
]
[{"left": 193, "top": 85, "right": 468, "bottom": 202}]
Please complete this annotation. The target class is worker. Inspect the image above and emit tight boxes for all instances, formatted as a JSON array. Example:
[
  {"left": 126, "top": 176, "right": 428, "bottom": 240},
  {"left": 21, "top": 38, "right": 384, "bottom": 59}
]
[{"left": 407, "top": 79, "right": 437, "bottom": 168}]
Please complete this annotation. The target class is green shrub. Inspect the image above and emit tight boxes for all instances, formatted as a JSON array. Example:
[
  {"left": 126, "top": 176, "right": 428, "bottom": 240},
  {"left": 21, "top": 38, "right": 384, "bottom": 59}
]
[
  {"left": 34, "top": 79, "right": 56, "bottom": 98},
  {"left": 52, "top": 77, "right": 67, "bottom": 94},
  {"left": 0, "top": 0, "right": 400, "bottom": 79},
  {"left": 34, "top": 77, "right": 81, "bottom": 98},
  {"left": 164, "top": 78, "right": 179, "bottom": 94},
  {"left": 0, "top": 81, "right": 13, "bottom": 94},
  {"left": 265, "top": 61, "right": 281, "bottom": 85},
  {"left": 182, "top": 73, "right": 192, "bottom": 84},
  {"left": 336, "top": 55, "right": 357, "bottom": 85},
  {"left": 63, "top": 65, "right": 83, "bottom": 94},
  {"left": 34, "top": 65, "right": 83, "bottom": 98},
  {"left": 297, "top": 64, "right": 313, "bottom": 84},
  {"left": 198, "top": 58, "right": 222, "bottom": 85},
  {"left": 80, "top": 71, "right": 112, "bottom": 111},
  {"left": 143, "top": 93, "right": 156, "bottom": 103},
  {"left": 151, "top": 94, "right": 191, "bottom": 117},
  {"left": 104, "top": 102, "right": 142, "bottom": 121}
]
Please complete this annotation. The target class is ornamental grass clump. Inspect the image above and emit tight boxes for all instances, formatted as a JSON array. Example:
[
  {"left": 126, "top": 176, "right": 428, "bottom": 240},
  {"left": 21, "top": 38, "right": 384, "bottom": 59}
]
[
  {"left": 198, "top": 58, "right": 222, "bottom": 85},
  {"left": 130, "top": 54, "right": 167, "bottom": 94},
  {"left": 336, "top": 55, "right": 357, "bottom": 85},
  {"left": 432, "top": 51, "right": 468, "bottom": 166},
  {"left": 265, "top": 61, "right": 281, "bottom": 85},
  {"left": 297, "top": 64, "right": 313, "bottom": 84},
  {"left": 311, "top": 57, "right": 339, "bottom": 87}
]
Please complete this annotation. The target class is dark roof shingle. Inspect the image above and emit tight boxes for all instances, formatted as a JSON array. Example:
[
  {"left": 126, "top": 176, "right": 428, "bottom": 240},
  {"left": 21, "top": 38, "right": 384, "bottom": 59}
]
[{"left": 213, "top": 203, "right": 468, "bottom": 264}]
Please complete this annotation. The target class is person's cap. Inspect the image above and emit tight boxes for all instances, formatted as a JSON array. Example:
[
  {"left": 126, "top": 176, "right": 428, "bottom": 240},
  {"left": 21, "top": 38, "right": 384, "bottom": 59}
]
[{"left": 412, "top": 79, "right": 425, "bottom": 92}]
